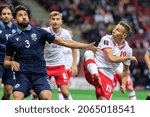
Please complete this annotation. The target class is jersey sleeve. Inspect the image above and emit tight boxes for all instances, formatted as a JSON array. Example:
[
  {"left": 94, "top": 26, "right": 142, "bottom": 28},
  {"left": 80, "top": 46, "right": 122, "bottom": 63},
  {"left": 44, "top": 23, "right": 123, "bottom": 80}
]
[
  {"left": 123, "top": 48, "right": 132, "bottom": 66},
  {"left": 98, "top": 35, "right": 113, "bottom": 50},
  {"left": 40, "top": 28, "right": 56, "bottom": 43}
]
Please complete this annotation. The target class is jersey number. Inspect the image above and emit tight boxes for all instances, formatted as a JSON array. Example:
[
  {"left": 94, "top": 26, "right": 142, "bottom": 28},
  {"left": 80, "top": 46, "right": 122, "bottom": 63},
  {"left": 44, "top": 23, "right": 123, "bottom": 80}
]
[
  {"left": 106, "top": 84, "right": 112, "bottom": 93},
  {"left": 25, "top": 40, "right": 30, "bottom": 48}
]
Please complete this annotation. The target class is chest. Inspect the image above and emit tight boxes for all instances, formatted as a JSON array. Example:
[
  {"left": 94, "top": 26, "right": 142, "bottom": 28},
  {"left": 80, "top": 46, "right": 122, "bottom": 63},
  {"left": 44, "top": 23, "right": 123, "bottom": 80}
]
[
  {"left": 11, "top": 32, "right": 43, "bottom": 51},
  {"left": 113, "top": 46, "right": 127, "bottom": 57}
]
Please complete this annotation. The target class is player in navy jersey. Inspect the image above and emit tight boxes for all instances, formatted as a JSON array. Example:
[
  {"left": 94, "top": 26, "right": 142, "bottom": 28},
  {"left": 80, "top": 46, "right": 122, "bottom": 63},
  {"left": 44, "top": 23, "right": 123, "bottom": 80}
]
[
  {"left": 144, "top": 48, "right": 150, "bottom": 100},
  {"left": 0, "top": 5, "right": 17, "bottom": 100},
  {"left": 4, "top": 5, "right": 98, "bottom": 100}
]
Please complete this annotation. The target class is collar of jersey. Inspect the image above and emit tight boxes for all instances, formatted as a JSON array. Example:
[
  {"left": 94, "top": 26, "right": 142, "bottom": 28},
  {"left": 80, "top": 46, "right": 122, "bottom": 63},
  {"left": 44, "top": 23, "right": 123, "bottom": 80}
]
[
  {"left": 17, "top": 24, "right": 32, "bottom": 34},
  {"left": 0, "top": 21, "right": 12, "bottom": 29},
  {"left": 111, "top": 35, "right": 126, "bottom": 49}
]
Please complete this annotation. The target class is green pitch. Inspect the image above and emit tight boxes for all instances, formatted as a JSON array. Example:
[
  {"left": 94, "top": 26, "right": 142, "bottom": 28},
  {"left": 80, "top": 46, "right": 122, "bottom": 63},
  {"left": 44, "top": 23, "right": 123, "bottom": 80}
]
[{"left": 0, "top": 88, "right": 148, "bottom": 100}]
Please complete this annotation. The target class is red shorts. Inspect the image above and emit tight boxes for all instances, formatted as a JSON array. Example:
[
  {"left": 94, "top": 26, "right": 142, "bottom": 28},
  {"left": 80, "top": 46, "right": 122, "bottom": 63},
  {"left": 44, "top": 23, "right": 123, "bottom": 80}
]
[
  {"left": 66, "top": 69, "right": 73, "bottom": 80},
  {"left": 84, "top": 65, "right": 113, "bottom": 100},
  {"left": 113, "top": 73, "right": 133, "bottom": 89},
  {"left": 66, "top": 69, "right": 73, "bottom": 85},
  {"left": 46, "top": 65, "right": 69, "bottom": 87}
]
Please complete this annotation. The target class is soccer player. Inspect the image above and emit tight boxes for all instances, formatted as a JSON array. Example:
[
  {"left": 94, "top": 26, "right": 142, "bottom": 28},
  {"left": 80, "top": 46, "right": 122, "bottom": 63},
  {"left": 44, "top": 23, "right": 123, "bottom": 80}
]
[
  {"left": 113, "top": 63, "right": 137, "bottom": 100},
  {"left": 0, "top": 5, "right": 17, "bottom": 100},
  {"left": 58, "top": 29, "right": 80, "bottom": 100},
  {"left": 144, "top": 47, "right": 150, "bottom": 100},
  {"left": 83, "top": 21, "right": 138, "bottom": 100},
  {"left": 43, "top": 11, "right": 79, "bottom": 100},
  {"left": 4, "top": 5, "right": 98, "bottom": 100}
]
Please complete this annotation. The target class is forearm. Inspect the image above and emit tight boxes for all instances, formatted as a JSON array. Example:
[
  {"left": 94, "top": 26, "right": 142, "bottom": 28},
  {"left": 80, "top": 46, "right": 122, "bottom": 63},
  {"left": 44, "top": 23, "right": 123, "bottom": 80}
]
[
  {"left": 72, "top": 49, "right": 78, "bottom": 66},
  {"left": 4, "top": 60, "right": 12, "bottom": 69},
  {"left": 109, "top": 55, "right": 131, "bottom": 63},
  {"left": 54, "top": 38, "right": 89, "bottom": 49},
  {"left": 121, "top": 70, "right": 129, "bottom": 87}
]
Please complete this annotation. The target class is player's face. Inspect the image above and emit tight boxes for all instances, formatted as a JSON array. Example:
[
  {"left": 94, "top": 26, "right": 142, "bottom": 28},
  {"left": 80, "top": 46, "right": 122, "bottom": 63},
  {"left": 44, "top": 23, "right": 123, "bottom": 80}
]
[
  {"left": 49, "top": 15, "right": 62, "bottom": 29},
  {"left": 112, "top": 24, "right": 125, "bottom": 39},
  {"left": 15, "top": 10, "right": 29, "bottom": 28},
  {"left": 0, "top": 8, "right": 12, "bottom": 25}
]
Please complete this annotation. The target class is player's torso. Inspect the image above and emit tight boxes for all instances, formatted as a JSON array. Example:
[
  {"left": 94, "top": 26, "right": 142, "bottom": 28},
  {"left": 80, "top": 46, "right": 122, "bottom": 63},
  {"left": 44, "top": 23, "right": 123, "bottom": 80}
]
[
  {"left": 44, "top": 27, "right": 72, "bottom": 66},
  {"left": 95, "top": 35, "right": 131, "bottom": 80}
]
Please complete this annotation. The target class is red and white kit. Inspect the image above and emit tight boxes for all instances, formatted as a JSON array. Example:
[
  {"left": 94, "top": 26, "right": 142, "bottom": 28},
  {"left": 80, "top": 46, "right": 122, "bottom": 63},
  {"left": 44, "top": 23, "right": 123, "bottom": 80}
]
[
  {"left": 113, "top": 63, "right": 133, "bottom": 88},
  {"left": 84, "top": 35, "right": 132, "bottom": 99},
  {"left": 44, "top": 27, "right": 72, "bottom": 86}
]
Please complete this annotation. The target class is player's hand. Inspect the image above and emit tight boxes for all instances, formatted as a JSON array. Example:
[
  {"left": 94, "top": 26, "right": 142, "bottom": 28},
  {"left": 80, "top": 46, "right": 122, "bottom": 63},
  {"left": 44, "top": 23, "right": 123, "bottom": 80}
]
[
  {"left": 86, "top": 42, "right": 99, "bottom": 53},
  {"left": 129, "top": 56, "right": 138, "bottom": 64},
  {"left": 70, "top": 65, "right": 78, "bottom": 76},
  {"left": 11, "top": 61, "right": 20, "bottom": 71},
  {"left": 120, "top": 85, "right": 126, "bottom": 94}
]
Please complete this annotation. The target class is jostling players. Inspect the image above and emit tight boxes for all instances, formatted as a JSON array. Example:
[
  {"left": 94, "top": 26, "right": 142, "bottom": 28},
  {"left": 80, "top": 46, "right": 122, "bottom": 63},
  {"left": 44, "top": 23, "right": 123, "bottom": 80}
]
[
  {"left": 0, "top": 5, "right": 17, "bottom": 100},
  {"left": 4, "top": 5, "right": 98, "bottom": 100},
  {"left": 44, "top": 11, "right": 79, "bottom": 100},
  {"left": 113, "top": 62, "right": 137, "bottom": 100},
  {"left": 83, "top": 21, "right": 138, "bottom": 100},
  {"left": 144, "top": 47, "right": 150, "bottom": 100}
]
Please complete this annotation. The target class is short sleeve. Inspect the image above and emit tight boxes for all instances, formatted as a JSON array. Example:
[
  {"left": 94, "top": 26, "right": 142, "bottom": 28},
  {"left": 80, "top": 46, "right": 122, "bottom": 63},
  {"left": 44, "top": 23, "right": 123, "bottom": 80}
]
[
  {"left": 40, "top": 28, "right": 56, "bottom": 44},
  {"left": 98, "top": 35, "right": 113, "bottom": 50}
]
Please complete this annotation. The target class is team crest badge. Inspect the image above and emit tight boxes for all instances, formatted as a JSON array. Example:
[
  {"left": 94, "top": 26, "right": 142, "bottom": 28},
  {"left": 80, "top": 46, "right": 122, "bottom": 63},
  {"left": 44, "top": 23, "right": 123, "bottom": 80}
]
[
  {"left": 12, "top": 29, "right": 16, "bottom": 34},
  {"left": 31, "top": 33, "right": 37, "bottom": 41}
]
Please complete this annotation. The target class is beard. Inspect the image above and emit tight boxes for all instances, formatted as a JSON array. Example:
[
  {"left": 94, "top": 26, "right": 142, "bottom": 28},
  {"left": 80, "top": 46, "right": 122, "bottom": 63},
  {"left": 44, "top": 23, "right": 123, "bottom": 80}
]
[{"left": 17, "top": 20, "right": 29, "bottom": 28}]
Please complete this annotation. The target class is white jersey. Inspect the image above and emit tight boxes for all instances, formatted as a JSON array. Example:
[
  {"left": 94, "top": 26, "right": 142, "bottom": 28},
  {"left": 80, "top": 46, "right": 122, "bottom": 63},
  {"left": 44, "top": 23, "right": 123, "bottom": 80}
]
[
  {"left": 95, "top": 35, "right": 132, "bottom": 81},
  {"left": 115, "top": 62, "right": 124, "bottom": 74},
  {"left": 63, "top": 47, "right": 80, "bottom": 69},
  {"left": 44, "top": 27, "right": 72, "bottom": 66}
]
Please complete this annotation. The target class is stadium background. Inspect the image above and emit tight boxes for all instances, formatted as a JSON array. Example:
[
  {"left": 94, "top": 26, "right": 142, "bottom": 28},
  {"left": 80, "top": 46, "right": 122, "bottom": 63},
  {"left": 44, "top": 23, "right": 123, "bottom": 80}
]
[{"left": 0, "top": 0, "right": 150, "bottom": 99}]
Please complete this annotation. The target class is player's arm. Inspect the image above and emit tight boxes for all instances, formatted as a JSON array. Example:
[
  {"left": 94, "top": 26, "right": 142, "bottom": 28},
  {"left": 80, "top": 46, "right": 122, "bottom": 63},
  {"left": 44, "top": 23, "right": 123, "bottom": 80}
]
[
  {"left": 103, "top": 48, "right": 138, "bottom": 64},
  {"left": 4, "top": 55, "right": 20, "bottom": 71},
  {"left": 71, "top": 48, "right": 78, "bottom": 76},
  {"left": 53, "top": 37, "right": 98, "bottom": 53},
  {"left": 144, "top": 52, "right": 150, "bottom": 73},
  {"left": 120, "top": 64, "right": 130, "bottom": 94}
]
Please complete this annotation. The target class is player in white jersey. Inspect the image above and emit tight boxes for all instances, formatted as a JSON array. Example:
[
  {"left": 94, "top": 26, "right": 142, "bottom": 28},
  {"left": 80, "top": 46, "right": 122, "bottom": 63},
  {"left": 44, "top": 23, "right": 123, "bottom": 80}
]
[
  {"left": 44, "top": 11, "right": 78, "bottom": 100},
  {"left": 83, "top": 21, "right": 138, "bottom": 100},
  {"left": 57, "top": 29, "right": 80, "bottom": 100},
  {"left": 113, "top": 63, "right": 136, "bottom": 100}
]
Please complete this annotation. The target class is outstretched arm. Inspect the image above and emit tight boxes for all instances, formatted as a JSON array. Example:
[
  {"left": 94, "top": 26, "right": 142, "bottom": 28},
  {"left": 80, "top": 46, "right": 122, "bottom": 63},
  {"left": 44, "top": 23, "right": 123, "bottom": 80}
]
[{"left": 53, "top": 37, "right": 98, "bottom": 53}]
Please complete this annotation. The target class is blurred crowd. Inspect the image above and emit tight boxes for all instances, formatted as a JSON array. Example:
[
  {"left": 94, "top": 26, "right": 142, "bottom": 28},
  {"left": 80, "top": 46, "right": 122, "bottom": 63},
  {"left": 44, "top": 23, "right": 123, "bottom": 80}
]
[
  {"left": 0, "top": 0, "right": 150, "bottom": 89},
  {"left": 36, "top": 0, "right": 150, "bottom": 50}
]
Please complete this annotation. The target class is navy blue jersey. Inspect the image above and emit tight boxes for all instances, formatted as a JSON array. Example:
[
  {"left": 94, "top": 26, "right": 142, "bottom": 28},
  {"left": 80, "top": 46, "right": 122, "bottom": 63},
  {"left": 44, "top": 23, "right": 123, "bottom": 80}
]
[
  {"left": 6, "top": 25, "right": 55, "bottom": 74},
  {"left": 0, "top": 22, "right": 17, "bottom": 64}
]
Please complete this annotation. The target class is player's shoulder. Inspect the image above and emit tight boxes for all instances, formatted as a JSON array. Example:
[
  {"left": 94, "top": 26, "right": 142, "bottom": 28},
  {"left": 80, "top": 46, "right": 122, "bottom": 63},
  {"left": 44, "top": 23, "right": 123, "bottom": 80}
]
[
  {"left": 61, "top": 28, "right": 70, "bottom": 35},
  {"left": 101, "top": 34, "right": 112, "bottom": 40},
  {"left": 8, "top": 32, "right": 18, "bottom": 41},
  {"left": 124, "top": 41, "right": 132, "bottom": 54}
]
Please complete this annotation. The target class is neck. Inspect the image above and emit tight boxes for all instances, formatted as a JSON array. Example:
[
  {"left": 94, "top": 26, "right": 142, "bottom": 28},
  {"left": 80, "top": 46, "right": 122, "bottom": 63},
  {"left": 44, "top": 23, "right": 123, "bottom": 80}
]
[
  {"left": 3, "top": 22, "right": 10, "bottom": 27},
  {"left": 114, "top": 37, "right": 124, "bottom": 46},
  {"left": 51, "top": 27, "right": 60, "bottom": 34},
  {"left": 17, "top": 25, "right": 27, "bottom": 31}
]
